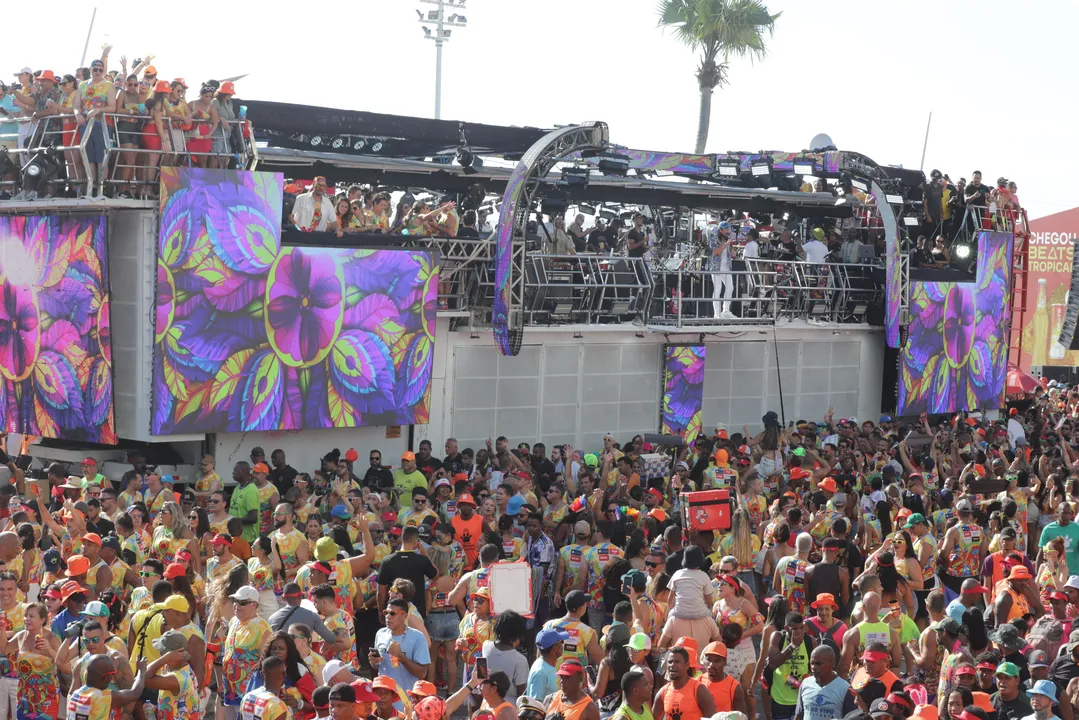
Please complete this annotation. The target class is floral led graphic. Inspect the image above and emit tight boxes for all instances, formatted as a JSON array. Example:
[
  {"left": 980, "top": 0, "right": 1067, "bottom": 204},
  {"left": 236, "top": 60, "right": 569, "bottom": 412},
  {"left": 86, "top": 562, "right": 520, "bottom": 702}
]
[
  {"left": 899, "top": 231, "right": 1013, "bottom": 415},
  {"left": 661, "top": 345, "right": 705, "bottom": 443},
  {"left": 152, "top": 168, "right": 438, "bottom": 433},
  {"left": 0, "top": 215, "right": 115, "bottom": 443}
]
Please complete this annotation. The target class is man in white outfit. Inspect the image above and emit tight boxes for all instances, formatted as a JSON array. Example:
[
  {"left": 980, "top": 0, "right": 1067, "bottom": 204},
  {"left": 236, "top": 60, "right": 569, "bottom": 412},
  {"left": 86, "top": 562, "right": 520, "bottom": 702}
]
[{"left": 709, "top": 221, "right": 736, "bottom": 319}]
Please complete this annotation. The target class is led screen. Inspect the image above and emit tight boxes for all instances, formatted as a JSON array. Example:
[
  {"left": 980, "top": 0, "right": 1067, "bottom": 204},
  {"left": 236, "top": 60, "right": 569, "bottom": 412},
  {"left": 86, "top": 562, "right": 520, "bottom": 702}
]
[
  {"left": 152, "top": 168, "right": 438, "bottom": 433},
  {"left": 0, "top": 215, "right": 115, "bottom": 442},
  {"left": 899, "top": 231, "right": 1013, "bottom": 415},
  {"left": 661, "top": 345, "right": 705, "bottom": 443}
]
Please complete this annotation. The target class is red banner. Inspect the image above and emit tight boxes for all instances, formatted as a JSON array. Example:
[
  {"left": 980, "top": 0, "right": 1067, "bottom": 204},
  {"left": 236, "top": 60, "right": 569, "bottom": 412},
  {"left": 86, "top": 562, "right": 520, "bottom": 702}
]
[{"left": 1017, "top": 207, "right": 1079, "bottom": 369}]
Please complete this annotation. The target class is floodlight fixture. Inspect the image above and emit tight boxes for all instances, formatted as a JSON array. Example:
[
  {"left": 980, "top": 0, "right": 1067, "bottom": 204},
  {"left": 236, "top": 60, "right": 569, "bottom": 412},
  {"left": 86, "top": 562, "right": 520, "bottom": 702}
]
[
  {"left": 751, "top": 160, "right": 771, "bottom": 177},
  {"left": 885, "top": 194, "right": 904, "bottom": 205},
  {"left": 954, "top": 244, "right": 972, "bottom": 260},
  {"left": 793, "top": 159, "right": 815, "bottom": 175},
  {"left": 902, "top": 216, "right": 919, "bottom": 227}
]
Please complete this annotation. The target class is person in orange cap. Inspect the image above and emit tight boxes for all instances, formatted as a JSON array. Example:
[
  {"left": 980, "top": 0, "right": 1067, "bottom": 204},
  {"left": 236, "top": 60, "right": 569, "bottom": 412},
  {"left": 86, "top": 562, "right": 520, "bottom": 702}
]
[
  {"left": 370, "top": 675, "right": 402, "bottom": 718},
  {"left": 393, "top": 451, "right": 427, "bottom": 507},
  {"left": 79, "top": 532, "right": 113, "bottom": 599},
  {"left": 250, "top": 462, "right": 279, "bottom": 536},
  {"left": 992, "top": 565, "right": 1038, "bottom": 625},
  {"left": 700, "top": 640, "right": 746, "bottom": 713},
  {"left": 654, "top": 639, "right": 715, "bottom": 719},
  {"left": 210, "top": 80, "right": 238, "bottom": 166}
]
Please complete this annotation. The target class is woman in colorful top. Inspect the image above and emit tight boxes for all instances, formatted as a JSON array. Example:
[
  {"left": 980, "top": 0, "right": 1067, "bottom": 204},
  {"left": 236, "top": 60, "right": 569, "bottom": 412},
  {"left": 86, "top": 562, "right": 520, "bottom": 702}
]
[
  {"left": 193, "top": 455, "right": 222, "bottom": 510},
  {"left": 497, "top": 515, "right": 523, "bottom": 562},
  {"left": 152, "top": 502, "right": 200, "bottom": 574},
  {"left": 55, "top": 74, "right": 85, "bottom": 189},
  {"left": 5, "top": 602, "right": 61, "bottom": 720},
  {"left": 112, "top": 73, "right": 147, "bottom": 198},
  {"left": 247, "top": 537, "right": 281, "bottom": 621},
  {"left": 185, "top": 84, "right": 219, "bottom": 167},
  {"left": 14, "top": 523, "right": 43, "bottom": 602},
  {"left": 336, "top": 198, "right": 360, "bottom": 232},
  {"left": 712, "top": 573, "right": 764, "bottom": 712},
  {"left": 162, "top": 80, "right": 190, "bottom": 166},
  {"left": 1037, "top": 536, "right": 1069, "bottom": 604},
  {"left": 244, "top": 632, "right": 316, "bottom": 717},
  {"left": 425, "top": 546, "right": 458, "bottom": 688}
]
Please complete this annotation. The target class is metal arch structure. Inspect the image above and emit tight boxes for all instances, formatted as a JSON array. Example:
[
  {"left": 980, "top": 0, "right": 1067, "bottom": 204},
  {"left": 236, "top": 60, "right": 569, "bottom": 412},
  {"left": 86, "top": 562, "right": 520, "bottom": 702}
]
[
  {"left": 873, "top": 180, "right": 907, "bottom": 348},
  {"left": 491, "top": 122, "right": 610, "bottom": 356}
]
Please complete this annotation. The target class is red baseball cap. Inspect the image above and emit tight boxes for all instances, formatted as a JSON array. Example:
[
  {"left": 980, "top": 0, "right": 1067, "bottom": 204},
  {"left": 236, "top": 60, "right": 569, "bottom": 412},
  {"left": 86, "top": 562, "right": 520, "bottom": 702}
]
[
  {"left": 961, "top": 583, "right": 990, "bottom": 594},
  {"left": 861, "top": 649, "right": 890, "bottom": 662},
  {"left": 81, "top": 457, "right": 97, "bottom": 466},
  {"left": 556, "top": 660, "right": 585, "bottom": 676},
  {"left": 956, "top": 665, "right": 976, "bottom": 676},
  {"left": 210, "top": 534, "right": 233, "bottom": 547}
]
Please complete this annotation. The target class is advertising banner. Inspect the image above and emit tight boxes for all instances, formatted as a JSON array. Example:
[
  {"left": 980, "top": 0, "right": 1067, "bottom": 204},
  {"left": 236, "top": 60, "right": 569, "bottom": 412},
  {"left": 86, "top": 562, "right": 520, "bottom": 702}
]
[{"left": 1017, "top": 207, "right": 1079, "bottom": 369}]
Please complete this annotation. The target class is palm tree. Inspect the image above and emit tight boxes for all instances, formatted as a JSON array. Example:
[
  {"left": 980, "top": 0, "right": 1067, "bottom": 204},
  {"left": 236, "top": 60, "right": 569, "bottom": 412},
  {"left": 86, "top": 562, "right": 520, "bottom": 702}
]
[{"left": 657, "top": 0, "right": 781, "bottom": 154}]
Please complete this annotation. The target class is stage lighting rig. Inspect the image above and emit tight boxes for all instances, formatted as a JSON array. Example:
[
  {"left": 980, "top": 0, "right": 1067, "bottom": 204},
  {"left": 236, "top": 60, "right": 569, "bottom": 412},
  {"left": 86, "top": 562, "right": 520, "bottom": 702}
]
[
  {"left": 793, "top": 159, "right": 815, "bottom": 176},
  {"left": 751, "top": 160, "right": 771, "bottom": 177},
  {"left": 561, "top": 166, "right": 590, "bottom": 187},
  {"left": 18, "top": 147, "right": 62, "bottom": 199}
]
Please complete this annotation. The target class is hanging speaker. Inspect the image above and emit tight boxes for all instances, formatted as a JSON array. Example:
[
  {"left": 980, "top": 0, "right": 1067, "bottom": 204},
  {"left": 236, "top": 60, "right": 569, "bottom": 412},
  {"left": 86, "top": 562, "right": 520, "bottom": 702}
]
[{"left": 1051, "top": 237, "right": 1079, "bottom": 355}]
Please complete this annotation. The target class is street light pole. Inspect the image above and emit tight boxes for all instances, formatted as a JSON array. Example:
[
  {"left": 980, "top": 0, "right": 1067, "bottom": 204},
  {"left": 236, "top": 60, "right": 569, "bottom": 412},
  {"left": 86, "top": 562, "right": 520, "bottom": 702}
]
[
  {"left": 417, "top": 0, "right": 469, "bottom": 121},
  {"left": 435, "top": 32, "right": 443, "bottom": 120}
]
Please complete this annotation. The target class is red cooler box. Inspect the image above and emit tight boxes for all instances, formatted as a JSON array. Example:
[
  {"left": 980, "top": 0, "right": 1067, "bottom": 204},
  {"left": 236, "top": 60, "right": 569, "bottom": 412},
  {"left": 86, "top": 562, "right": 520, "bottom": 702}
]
[{"left": 681, "top": 489, "right": 732, "bottom": 532}]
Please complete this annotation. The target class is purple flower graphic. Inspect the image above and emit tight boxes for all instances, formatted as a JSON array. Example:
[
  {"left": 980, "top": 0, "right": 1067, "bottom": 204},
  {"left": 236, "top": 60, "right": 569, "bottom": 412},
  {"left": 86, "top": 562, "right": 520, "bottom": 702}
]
[
  {"left": 265, "top": 248, "right": 344, "bottom": 368},
  {"left": 0, "top": 279, "right": 40, "bottom": 382}
]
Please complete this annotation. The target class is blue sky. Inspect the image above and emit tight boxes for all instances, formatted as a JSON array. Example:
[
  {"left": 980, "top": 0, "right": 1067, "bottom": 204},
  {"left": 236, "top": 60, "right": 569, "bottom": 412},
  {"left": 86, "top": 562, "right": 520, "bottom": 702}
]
[{"left": 12, "top": 0, "right": 1075, "bottom": 219}]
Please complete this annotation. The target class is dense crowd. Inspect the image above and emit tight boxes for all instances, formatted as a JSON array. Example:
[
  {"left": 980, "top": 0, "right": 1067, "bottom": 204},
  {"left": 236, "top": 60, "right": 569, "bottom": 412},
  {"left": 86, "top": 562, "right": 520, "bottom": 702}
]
[
  {"left": 1, "top": 47, "right": 245, "bottom": 200},
  {"left": 0, "top": 381, "right": 1076, "bottom": 720}
]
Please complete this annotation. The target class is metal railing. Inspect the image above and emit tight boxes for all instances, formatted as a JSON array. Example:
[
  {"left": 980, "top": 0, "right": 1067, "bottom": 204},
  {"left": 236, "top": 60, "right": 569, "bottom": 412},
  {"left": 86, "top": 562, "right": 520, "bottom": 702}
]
[
  {"left": 1, "top": 113, "right": 257, "bottom": 199},
  {"left": 647, "top": 259, "right": 882, "bottom": 328}
]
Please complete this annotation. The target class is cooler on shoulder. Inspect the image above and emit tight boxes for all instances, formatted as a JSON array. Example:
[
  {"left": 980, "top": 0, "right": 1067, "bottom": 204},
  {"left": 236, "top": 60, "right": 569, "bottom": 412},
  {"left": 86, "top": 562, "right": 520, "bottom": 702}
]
[{"left": 680, "top": 489, "right": 731, "bottom": 532}]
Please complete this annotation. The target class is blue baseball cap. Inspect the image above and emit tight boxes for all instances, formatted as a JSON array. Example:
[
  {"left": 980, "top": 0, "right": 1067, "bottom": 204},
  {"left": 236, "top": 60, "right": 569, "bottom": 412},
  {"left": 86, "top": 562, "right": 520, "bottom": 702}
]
[
  {"left": 879, "top": 415, "right": 892, "bottom": 423},
  {"left": 330, "top": 505, "right": 352, "bottom": 520},
  {"left": 507, "top": 496, "right": 525, "bottom": 515},
  {"left": 718, "top": 221, "right": 731, "bottom": 230},
  {"left": 536, "top": 628, "right": 570, "bottom": 650}
]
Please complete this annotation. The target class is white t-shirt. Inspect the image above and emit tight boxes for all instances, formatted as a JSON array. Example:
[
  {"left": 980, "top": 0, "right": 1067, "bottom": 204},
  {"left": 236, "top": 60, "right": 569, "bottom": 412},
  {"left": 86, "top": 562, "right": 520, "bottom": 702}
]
[
  {"left": 1008, "top": 418, "right": 1027, "bottom": 450},
  {"left": 291, "top": 192, "right": 336, "bottom": 231},
  {"left": 668, "top": 568, "right": 716, "bottom": 620},
  {"left": 744, "top": 239, "right": 760, "bottom": 259},
  {"left": 803, "top": 240, "right": 830, "bottom": 263}
]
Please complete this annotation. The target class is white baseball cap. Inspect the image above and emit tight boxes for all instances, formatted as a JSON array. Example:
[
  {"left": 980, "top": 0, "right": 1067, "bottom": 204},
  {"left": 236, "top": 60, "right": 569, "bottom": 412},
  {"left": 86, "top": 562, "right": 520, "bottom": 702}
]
[
  {"left": 322, "top": 659, "right": 354, "bottom": 685},
  {"left": 1064, "top": 575, "right": 1079, "bottom": 592},
  {"left": 228, "top": 585, "right": 259, "bottom": 604}
]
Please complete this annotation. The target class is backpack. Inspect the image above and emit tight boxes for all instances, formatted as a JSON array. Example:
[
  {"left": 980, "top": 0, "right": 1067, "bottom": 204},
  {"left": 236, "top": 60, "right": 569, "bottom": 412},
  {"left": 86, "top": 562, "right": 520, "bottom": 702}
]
[{"left": 1027, "top": 614, "right": 1065, "bottom": 662}]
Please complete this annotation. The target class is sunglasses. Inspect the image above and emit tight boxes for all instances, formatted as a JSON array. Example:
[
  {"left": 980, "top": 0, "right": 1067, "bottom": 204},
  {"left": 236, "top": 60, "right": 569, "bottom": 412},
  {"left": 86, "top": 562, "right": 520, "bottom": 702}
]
[
  {"left": 236, "top": 600, "right": 256, "bottom": 607},
  {"left": 385, "top": 610, "right": 405, "bottom": 617},
  {"left": 645, "top": 561, "right": 659, "bottom": 568},
  {"left": 208, "top": 499, "right": 221, "bottom": 504},
  {"left": 139, "top": 571, "right": 157, "bottom": 578}
]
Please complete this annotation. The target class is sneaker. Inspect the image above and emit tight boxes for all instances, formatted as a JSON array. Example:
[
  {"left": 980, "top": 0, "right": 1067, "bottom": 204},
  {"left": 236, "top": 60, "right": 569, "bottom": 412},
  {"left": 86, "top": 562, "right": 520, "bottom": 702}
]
[{"left": 720, "top": 310, "right": 738, "bottom": 319}]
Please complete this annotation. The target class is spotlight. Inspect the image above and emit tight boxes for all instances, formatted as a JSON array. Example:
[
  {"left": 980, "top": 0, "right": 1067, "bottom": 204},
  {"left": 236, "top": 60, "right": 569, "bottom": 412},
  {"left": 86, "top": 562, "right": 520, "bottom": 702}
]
[
  {"left": 851, "top": 179, "right": 868, "bottom": 192},
  {"left": 579, "top": 203, "right": 596, "bottom": 215},
  {"left": 353, "top": 138, "right": 366, "bottom": 151},
  {"left": 309, "top": 135, "right": 326, "bottom": 147},
  {"left": 427, "top": 10, "right": 439, "bottom": 19},
  {"left": 885, "top": 194, "right": 904, "bottom": 205},
  {"left": 793, "top": 159, "right": 815, "bottom": 175},
  {"left": 330, "top": 137, "right": 346, "bottom": 150},
  {"left": 423, "top": 27, "right": 432, "bottom": 37},
  {"left": 439, "top": 29, "right": 452, "bottom": 38},
  {"left": 954, "top": 244, "right": 971, "bottom": 260},
  {"left": 371, "top": 141, "right": 383, "bottom": 152},
  {"left": 597, "top": 154, "right": 630, "bottom": 176},
  {"left": 902, "top": 216, "right": 919, "bottom": 227},
  {"left": 448, "top": 13, "right": 458, "bottom": 21},
  {"left": 457, "top": 15, "right": 467, "bottom": 22},
  {"left": 561, "top": 167, "right": 589, "bottom": 187},
  {"left": 415, "top": 9, "right": 423, "bottom": 19},
  {"left": 19, "top": 147, "right": 62, "bottom": 198},
  {"left": 751, "top": 161, "right": 771, "bottom": 177},
  {"left": 456, "top": 146, "right": 482, "bottom": 175}
]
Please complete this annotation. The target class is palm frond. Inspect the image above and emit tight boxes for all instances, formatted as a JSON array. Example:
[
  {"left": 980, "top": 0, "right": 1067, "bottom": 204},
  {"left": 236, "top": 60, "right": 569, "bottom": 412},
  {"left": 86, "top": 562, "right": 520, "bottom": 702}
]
[{"left": 658, "top": 0, "right": 780, "bottom": 65}]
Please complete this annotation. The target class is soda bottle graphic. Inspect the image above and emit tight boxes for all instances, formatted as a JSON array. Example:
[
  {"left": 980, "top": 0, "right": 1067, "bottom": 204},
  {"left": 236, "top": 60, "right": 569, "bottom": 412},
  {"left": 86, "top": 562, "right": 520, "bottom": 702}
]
[{"left": 1030, "top": 278, "right": 1049, "bottom": 368}]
